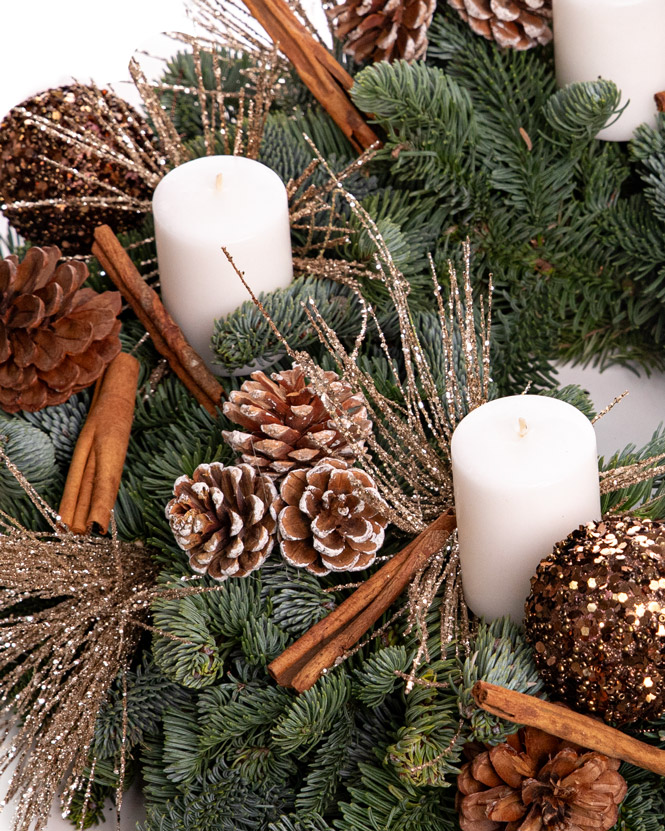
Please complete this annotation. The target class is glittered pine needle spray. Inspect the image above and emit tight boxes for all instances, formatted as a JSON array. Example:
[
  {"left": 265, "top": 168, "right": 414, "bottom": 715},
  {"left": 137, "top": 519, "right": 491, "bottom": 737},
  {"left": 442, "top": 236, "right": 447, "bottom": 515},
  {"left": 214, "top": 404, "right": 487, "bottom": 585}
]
[{"left": 0, "top": 448, "right": 215, "bottom": 831}]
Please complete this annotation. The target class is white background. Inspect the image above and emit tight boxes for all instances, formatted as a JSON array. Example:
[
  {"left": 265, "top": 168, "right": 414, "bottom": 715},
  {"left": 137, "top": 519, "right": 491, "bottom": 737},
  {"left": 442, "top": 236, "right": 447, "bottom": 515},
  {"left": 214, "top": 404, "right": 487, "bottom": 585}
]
[{"left": 1, "top": 2, "right": 664, "bottom": 830}]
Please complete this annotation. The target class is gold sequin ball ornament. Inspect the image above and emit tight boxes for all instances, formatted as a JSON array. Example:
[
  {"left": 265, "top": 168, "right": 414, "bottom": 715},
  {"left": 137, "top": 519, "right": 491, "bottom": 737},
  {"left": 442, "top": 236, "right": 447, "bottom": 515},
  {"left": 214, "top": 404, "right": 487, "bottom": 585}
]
[
  {"left": 0, "top": 84, "right": 157, "bottom": 254},
  {"left": 524, "top": 517, "right": 665, "bottom": 725}
]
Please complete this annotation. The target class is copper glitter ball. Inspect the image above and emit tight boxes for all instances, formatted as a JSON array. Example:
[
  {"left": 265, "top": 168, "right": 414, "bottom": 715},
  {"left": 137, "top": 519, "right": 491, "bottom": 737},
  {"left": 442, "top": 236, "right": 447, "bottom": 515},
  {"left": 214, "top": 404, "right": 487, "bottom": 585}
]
[
  {"left": 524, "top": 517, "right": 665, "bottom": 725},
  {"left": 0, "top": 84, "right": 155, "bottom": 254}
]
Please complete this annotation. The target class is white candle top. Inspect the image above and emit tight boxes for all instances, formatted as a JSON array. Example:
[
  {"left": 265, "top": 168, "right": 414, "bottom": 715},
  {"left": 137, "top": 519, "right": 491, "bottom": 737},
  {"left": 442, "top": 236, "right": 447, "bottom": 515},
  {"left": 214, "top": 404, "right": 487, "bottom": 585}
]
[
  {"left": 152, "top": 154, "right": 289, "bottom": 245},
  {"left": 451, "top": 394, "right": 597, "bottom": 488},
  {"left": 152, "top": 155, "right": 293, "bottom": 372}
]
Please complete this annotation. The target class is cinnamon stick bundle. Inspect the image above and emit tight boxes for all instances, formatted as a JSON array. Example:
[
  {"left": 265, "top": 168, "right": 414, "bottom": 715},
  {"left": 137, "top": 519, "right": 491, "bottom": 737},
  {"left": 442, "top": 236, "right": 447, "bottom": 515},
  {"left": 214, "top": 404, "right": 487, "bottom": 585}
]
[
  {"left": 269, "top": 510, "right": 456, "bottom": 692},
  {"left": 473, "top": 680, "right": 665, "bottom": 777},
  {"left": 59, "top": 352, "right": 139, "bottom": 534},
  {"left": 92, "top": 225, "right": 225, "bottom": 416},
  {"left": 242, "top": 0, "right": 380, "bottom": 152}
]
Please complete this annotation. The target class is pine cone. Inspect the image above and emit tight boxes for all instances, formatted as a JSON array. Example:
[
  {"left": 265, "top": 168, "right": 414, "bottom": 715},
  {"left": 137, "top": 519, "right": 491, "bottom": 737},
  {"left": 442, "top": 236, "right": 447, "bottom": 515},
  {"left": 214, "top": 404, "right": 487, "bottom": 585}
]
[
  {"left": 0, "top": 246, "right": 121, "bottom": 413},
  {"left": 274, "top": 457, "right": 388, "bottom": 575},
  {"left": 222, "top": 366, "right": 371, "bottom": 479},
  {"left": 447, "top": 0, "right": 552, "bottom": 50},
  {"left": 166, "top": 462, "right": 277, "bottom": 580},
  {"left": 457, "top": 726, "right": 627, "bottom": 831},
  {"left": 329, "top": 0, "right": 436, "bottom": 63}
]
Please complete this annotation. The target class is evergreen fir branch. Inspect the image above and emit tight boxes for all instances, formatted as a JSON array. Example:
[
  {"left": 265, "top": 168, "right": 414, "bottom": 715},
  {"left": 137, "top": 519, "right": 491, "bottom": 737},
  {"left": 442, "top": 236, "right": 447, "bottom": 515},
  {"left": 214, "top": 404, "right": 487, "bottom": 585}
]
[
  {"left": 386, "top": 657, "right": 462, "bottom": 787},
  {"left": 354, "top": 646, "right": 410, "bottom": 709},
  {"left": 241, "top": 615, "right": 289, "bottom": 667},
  {"left": 262, "top": 561, "right": 337, "bottom": 637},
  {"left": 93, "top": 657, "right": 189, "bottom": 759},
  {"left": 455, "top": 618, "right": 543, "bottom": 744},
  {"left": 294, "top": 706, "right": 355, "bottom": 816},
  {"left": 544, "top": 80, "right": 624, "bottom": 141},
  {"left": 268, "top": 815, "right": 331, "bottom": 831},
  {"left": 141, "top": 765, "right": 292, "bottom": 831},
  {"left": 600, "top": 427, "right": 665, "bottom": 517},
  {"left": 272, "top": 674, "right": 351, "bottom": 756},
  {"left": 20, "top": 391, "right": 89, "bottom": 466},
  {"left": 210, "top": 277, "right": 359, "bottom": 374},
  {"left": 540, "top": 384, "right": 596, "bottom": 421},
  {"left": 161, "top": 700, "right": 209, "bottom": 785},
  {"left": 335, "top": 760, "right": 457, "bottom": 831},
  {"left": 152, "top": 590, "right": 231, "bottom": 689},
  {"left": 631, "top": 115, "right": 665, "bottom": 223}
]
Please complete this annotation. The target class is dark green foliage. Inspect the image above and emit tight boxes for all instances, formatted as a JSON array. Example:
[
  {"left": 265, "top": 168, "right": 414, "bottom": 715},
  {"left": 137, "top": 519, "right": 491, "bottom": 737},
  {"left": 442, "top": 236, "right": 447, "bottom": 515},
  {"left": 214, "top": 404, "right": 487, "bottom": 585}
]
[
  {"left": 21, "top": 391, "right": 89, "bottom": 466},
  {"left": 455, "top": 618, "right": 543, "bottom": 744},
  {"left": 540, "top": 384, "right": 596, "bottom": 421}
]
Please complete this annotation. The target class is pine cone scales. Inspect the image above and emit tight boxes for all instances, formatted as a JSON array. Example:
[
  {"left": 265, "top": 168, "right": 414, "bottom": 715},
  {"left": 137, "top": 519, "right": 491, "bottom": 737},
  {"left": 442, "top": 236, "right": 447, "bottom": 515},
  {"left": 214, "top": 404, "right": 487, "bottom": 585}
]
[
  {"left": 329, "top": 0, "right": 437, "bottom": 63},
  {"left": 457, "top": 727, "right": 627, "bottom": 831},
  {"left": 222, "top": 366, "right": 371, "bottom": 478},
  {"left": 0, "top": 246, "right": 121, "bottom": 412},
  {"left": 166, "top": 462, "right": 277, "bottom": 580},
  {"left": 448, "top": 0, "right": 552, "bottom": 50},
  {"left": 275, "top": 457, "right": 388, "bottom": 575}
]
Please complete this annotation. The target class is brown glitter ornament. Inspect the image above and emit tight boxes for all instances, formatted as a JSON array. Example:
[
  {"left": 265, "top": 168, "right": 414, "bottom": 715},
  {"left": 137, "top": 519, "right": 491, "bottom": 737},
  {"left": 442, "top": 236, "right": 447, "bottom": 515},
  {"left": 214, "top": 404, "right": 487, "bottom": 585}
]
[
  {"left": 166, "top": 461, "right": 278, "bottom": 580},
  {"left": 447, "top": 0, "right": 552, "bottom": 50},
  {"left": 274, "top": 457, "right": 389, "bottom": 575},
  {"left": 222, "top": 365, "right": 372, "bottom": 479},
  {"left": 0, "top": 246, "right": 121, "bottom": 413},
  {"left": 328, "top": 0, "right": 437, "bottom": 63},
  {"left": 525, "top": 517, "right": 665, "bottom": 725},
  {"left": 457, "top": 726, "right": 627, "bottom": 831},
  {"left": 0, "top": 84, "right": 158, "bottom": 253}
]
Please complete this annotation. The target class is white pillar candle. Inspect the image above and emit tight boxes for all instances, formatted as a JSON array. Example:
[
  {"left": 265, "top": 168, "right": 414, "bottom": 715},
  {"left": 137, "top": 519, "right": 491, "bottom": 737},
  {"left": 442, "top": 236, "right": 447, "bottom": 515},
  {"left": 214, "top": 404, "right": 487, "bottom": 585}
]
[
  {"left": 152, "top": 155, "right": 293, "bottom": 372},
  {"left": 451, "top": 395, "right": 601, "bottom": 623},
  {"left": 553, "top": 0, "right": 665, "bottom": 142}
]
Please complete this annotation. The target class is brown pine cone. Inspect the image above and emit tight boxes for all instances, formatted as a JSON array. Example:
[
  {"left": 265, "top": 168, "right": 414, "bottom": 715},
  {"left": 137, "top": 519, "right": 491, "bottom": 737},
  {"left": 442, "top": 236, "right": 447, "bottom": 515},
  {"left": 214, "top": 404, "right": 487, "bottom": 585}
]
[
  {"left": 329, "top": 0, "right": 437, "bottom": 63},
  {"left": 222, "top": 365, "right": 371, "bottom": 479},
  {"left": 0, "top": 246, "right": 121, "bottom": 413},
  {"left": 448, "top": 0, "right": 552, "bottom": 50},
  {"left": 457, "top": 726, "right": 627, "bottom": 831},
  {"left": 274, "top": 457, "right": 388, "bottom": 575},
  {"left": 166, "top": 462, "right": 278, "bottom": 580}
]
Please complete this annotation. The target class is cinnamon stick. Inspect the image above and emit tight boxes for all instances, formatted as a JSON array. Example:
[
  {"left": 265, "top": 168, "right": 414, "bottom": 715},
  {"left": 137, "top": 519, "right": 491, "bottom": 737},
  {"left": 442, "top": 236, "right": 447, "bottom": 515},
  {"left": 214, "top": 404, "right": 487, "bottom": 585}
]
[
  {"left": 655, "top": 91, "right": 665, "bottom": 113},
  {"left": 242, "top": 0, "right": 380, "bottom": 152},
  {"left": 92, "top": 225, "right": 225, "bottom": 417},
  {"left": 268, "top": 510, "right": 456, "bottom": 692},
  {"left": 472, "top": 680, "right": 665, "bottom": 777},
  {"left": 59, "top": 352, "right": 139, "bottom": 534}
]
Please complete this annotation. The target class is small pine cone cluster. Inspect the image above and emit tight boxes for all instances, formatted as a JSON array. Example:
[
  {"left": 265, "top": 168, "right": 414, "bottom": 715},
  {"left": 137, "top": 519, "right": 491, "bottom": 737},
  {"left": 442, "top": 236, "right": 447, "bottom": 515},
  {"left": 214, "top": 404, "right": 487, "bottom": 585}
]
[
  {"left": 166, "top": 462, "right": 277, "bottom": 580},
  {"left": 448, "top": 0, "right": 552, "bottom": 51},
  {"left": 222, "top": 366, "right": 371, "bottom": 479},
  {"left": 274, "top": 458, "right": 389, "bottom": 575},
  {"left": 0, "top": 246, "right": 121, "bottom": 412},
  {"left": 457, "top": 726, "right": 627, "bottom": 831},
  {"left": 328, "top": 0, "right": 437, "bottom": 63}
]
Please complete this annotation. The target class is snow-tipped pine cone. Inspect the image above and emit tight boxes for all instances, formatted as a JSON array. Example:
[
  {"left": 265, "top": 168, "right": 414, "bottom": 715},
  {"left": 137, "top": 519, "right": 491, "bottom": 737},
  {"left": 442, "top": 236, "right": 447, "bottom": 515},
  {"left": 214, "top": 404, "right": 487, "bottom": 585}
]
[
  {"left": 274, "top": 457, "right": 389, "bottom": 575},
  {"left": 222, "top": 365, "right": 371, "bottom": 480},
  {"left": 457, "top": 725, "right": 627, "bottom": 831},
  {"left": 166, "top": 462, "right": 277, "bottom": 580},
  {"left": 328, "top": 0, "right": 437, "bottom": 63},
  {"left": 0, "top": 246, "right": 121, "bottom": 412},
  {"left": 448, "top": 0, "right": 552, "bottom": 50}
]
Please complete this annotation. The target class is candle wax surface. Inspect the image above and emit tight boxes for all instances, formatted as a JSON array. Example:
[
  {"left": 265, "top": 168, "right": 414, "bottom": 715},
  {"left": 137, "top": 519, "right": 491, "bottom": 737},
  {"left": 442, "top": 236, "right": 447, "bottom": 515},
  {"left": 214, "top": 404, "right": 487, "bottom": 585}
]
[
  {"left": 553, "top": 0, "right": 665, "bottom": 141},
  {"left": 451, "top": 395, "right": 601, "bottom": 623},
  {"left": 153, "top": 155, "right": 293, "bottom": 373}
]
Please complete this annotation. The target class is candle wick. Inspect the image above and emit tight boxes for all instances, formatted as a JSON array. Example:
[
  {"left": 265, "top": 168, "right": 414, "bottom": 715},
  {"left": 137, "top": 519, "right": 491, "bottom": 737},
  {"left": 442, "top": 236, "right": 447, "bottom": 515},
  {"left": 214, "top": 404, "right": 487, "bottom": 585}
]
[
  {"left": 215, "top": 173, "right": 223, "bottom": 192},
  {"left": 518, "top": 417, "right": 528, "bottom": 438}
]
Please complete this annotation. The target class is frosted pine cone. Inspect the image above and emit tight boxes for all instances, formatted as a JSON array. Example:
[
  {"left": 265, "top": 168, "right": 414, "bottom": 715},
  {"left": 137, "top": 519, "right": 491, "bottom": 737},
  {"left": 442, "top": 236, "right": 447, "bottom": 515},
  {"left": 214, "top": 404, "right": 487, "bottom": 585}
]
[
  {"left": 166, "top": 462, "right": 277, "bottom": 580},
  {"left": 275, "top": 458, "right": 388, "bottom": 575},
  {"left": 448, "top": 0, "right": 552, "bottom": 50},
  {"left": 222, "top": 365, "right": 371, "bottom": 479},
  {"left": 329, "top": 0, "right": 437, "bottom": 63},
  {"left": 0, "top": 246, "right": 121, "bottom": 412},
  {"left": 457, "top": 726, "right": 627, "bottom": 831}
]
